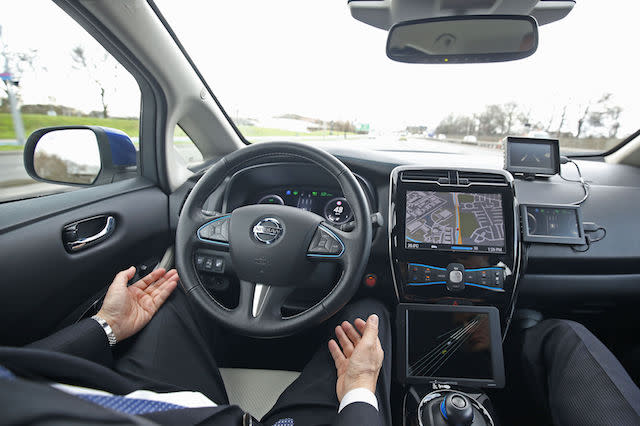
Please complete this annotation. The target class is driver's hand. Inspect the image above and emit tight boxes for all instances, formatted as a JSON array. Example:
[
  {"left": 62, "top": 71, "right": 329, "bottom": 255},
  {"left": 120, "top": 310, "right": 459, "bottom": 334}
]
[
  {"left": 96, "top": 267, "right": 179, "bottom": 342},
  {"left": 328, "top": 314, "right": 384, "bottom": 402}
]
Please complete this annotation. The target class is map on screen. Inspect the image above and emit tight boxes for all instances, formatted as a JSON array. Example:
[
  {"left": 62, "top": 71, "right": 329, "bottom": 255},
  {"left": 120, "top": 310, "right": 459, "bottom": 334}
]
[{"left": 405, "top": 191, "right": 505, "bottom": 253}]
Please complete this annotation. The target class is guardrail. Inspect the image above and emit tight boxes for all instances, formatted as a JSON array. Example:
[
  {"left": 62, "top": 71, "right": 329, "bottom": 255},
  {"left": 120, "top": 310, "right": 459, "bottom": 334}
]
[{"left": 419, "top": 135, "right": 504, "bottom": 150}]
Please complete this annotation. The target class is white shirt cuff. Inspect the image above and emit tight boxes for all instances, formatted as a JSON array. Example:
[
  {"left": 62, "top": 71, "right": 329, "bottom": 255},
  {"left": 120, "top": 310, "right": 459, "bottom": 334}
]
[{"left": 338, "top": 388, "right": 378, "bottom": 413}]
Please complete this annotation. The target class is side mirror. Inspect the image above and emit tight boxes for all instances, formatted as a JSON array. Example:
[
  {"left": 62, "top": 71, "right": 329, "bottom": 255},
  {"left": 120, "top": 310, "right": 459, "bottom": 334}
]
[
  {"left": 386, "top": 15, "right": 538, "bottom": 64},
  {"left": 23, "top": 126, "right": 137, "bottom": 186}
]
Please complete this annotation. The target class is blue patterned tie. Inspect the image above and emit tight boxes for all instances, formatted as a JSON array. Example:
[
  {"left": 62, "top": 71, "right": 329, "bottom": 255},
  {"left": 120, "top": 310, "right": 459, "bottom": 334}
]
[
  {"left": 2, "top": 364, "right": 295, "bottom": 421},
  {"left": 0, "top": 364, "right": 15, "bottom": 380},
  {"left": 76, "top": 394, "right": 185, "bottom": 415},
  {"left": 1, "top": 363, "right": 184, "bottom": 415}
]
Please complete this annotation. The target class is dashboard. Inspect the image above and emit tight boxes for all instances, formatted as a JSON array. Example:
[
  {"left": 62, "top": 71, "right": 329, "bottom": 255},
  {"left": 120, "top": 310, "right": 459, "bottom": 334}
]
[{"left": 174, "top": 142, "right": 640, "bottom": 325}]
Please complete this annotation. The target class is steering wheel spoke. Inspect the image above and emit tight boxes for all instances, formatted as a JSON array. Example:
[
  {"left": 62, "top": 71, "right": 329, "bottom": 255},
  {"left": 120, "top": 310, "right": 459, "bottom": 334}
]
[{"left": 236, "top": 281, "right": 294, "bottom": 323}]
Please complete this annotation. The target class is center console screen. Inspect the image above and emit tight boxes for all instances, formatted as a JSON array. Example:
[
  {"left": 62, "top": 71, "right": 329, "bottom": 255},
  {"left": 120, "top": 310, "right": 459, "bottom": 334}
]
[
  {"left": 398, "top": 304, "right": 505, "bottom": 388},
  {"left": 404, "top": 191, "right": 505, "bottom": 254}
]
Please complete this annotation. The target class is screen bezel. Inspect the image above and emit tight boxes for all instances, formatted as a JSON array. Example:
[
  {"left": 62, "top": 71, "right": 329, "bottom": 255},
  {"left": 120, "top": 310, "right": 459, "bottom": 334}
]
[
  {"left": 397, "top": 304, "right": 505, "bottom": 388},
  {"left": 505, "top": 137, "right": 560, "bottom": 176},
  {"left": 521, "top": 203, "right": 585, "bottom": 245},
  {"left": 399, "top": 185, "right": 509, "bottom": 255}
]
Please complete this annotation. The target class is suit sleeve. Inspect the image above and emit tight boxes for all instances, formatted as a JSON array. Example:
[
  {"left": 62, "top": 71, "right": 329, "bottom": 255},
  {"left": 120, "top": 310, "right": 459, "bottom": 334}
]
[
  {"left": 333, "top": 402, "right": 383, "bottom": 426},
  {"left": 26, "top": 318, "right": 113, "bottom": 367}
]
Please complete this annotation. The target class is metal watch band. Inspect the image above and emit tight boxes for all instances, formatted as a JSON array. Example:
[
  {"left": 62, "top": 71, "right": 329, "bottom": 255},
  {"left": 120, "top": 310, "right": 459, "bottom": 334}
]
[{"left": 91, "top": 315, "right": 117, "bottom": 346}]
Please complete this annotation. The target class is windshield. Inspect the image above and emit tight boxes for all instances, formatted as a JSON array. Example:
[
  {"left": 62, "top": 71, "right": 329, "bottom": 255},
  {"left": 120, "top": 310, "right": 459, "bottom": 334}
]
[{"left": 157, "top": 0, "right": 638, "bottom": 155}]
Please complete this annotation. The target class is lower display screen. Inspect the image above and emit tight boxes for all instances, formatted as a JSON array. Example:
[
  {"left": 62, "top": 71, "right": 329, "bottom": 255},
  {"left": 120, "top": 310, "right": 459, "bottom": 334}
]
[
  {"left": 407, "top": 310, "right": 493, "bottom": 380},
  {"left": 404, "top": 190, "right": 505, "bottom": 253}
]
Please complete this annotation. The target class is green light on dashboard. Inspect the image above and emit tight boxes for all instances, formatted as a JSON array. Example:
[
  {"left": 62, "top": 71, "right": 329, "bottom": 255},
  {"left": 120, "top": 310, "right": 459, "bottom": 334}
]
[
  {"left": 312, "top": 191, "right": 318, "bottom": 196},
  {"left": 321, "top": 191, "right": 328, "bottom": 197},
  {"left": 293, "top": 191, "right": 299, "bottom": 196}
]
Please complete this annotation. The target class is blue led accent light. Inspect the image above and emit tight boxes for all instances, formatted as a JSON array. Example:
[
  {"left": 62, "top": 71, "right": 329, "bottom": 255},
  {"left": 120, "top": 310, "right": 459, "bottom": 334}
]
[
  {"left": 407, "top": 281, "right": 447, "bottom": 286},
  {"left": 464, "top": 283, "right": 505, "bottom": 292},
  {"left": 407, "top": 263, "right": 447, "bottom": 271},
  {"left": 466, "top": 267, "right": 503, "bottom": 272},
  {"left": 451, "top": 246, "right": 473, "bottom": 251},
  {"left": 440, "top": 400, "right": 448, "bottom": 420}
]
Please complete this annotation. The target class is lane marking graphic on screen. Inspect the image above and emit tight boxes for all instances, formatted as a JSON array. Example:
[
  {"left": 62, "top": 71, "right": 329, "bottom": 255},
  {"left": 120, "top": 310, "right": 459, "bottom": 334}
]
[
  {"left": 405, "top": 191, "right": 504, "bottom": 247},
  {"left": 409, "top": 315, "right": 482, "bottom": 377}
]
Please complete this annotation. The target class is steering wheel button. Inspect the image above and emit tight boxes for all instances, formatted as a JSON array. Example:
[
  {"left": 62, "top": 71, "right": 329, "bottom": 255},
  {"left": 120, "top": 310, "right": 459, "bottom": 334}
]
[
  {"left": 204, "top": 257, "right": 214, "bottom": 271},
  {"left": 329, "top": 241, "right": 342, "bottom": 254}
]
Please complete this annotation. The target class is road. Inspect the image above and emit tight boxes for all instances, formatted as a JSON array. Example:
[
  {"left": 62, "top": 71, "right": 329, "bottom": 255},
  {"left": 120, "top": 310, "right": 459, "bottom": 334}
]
[
  {"left": 0, "top": 151, "right": 72, "bottom": 202},
  {"left": 0, "top": 151, "right": 31, "bottom": 183}
]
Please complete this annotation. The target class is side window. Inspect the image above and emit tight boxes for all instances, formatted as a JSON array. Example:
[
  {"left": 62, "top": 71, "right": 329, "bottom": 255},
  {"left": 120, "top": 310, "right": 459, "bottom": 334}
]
[
  {"left": 0, "top": 1, "right": 141, "bottom": 203},
  {"left": 173, "top": 126, "right": 203, "bottom": 165}
]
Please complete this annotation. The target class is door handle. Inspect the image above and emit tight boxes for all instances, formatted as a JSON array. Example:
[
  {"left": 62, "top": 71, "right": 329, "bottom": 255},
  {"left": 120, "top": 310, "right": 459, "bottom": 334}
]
[{"left": 63, "top": 215, "right": 116, "bottom": 252}]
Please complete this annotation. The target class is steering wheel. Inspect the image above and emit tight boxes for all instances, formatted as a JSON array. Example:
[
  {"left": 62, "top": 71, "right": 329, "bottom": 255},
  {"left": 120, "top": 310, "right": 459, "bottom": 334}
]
[{"left": 175, "top": 142, "right": 372, "bottom": 337}]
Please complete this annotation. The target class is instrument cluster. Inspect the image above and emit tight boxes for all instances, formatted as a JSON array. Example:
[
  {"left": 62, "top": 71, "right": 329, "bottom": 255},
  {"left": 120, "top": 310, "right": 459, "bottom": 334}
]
[{"left": 255, "top": 188, "right": 353, "bottom": 224}]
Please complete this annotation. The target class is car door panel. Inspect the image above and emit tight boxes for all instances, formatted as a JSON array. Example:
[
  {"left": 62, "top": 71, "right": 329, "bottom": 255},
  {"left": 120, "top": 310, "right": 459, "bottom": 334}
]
[{"left": 0, "top": 179, "right": 169, "bottom": 346}]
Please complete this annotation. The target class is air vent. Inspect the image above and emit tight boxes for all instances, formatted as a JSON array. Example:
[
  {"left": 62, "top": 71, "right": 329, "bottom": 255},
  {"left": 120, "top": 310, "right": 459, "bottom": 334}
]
[
  {"left": 401, "top": 170, "right": 450, "bottom": 183},
  {"left": 457, "top": 171, "right": 508, "bottom": 186}
]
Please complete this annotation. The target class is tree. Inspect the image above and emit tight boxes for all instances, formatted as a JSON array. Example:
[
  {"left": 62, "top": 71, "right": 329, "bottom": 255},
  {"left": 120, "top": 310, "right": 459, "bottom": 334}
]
[
  {"left": 503, "top": 102, "right": 519, "bottom": 135},
  {"left": 577, "top": 93, "right": 624, "bottom": 139},
  {"left": 576, "top": 103, "right": 590, "bottom": 138},
  {"left": 0, "top": 31, "right": 37, "bottom": 99},
  {"left": 0, "top": 24, "right": 36, "bottom": 144},
  {"left": 556, "top": 105, "right": 568, "bottom": 138},
  {"left": 476, "top": 104, "right": 507, "bottom": 136},
  {"left": 607, "top": 105, "right": 623, "bottom": 138},
  {"left": 71, "top": 45, "right": 119, "bottom": 118},
  {"left": 435, "top": 114, "right": 476, "bottom": 135}
]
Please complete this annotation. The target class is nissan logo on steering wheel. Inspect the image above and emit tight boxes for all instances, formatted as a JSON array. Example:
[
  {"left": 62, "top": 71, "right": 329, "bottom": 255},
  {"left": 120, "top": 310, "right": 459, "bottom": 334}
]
[{"left": 252, "top": 217, "right": 284, "bottom": 244}]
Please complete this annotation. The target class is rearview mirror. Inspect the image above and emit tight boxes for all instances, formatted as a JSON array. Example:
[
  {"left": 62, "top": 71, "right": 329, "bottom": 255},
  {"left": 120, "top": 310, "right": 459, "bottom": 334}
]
[
  {"left": 24, "top": 126, "right": 137, "bottom": 186},
  {"left": 386, "top": 15, "right": 538, "bottom": 64}
]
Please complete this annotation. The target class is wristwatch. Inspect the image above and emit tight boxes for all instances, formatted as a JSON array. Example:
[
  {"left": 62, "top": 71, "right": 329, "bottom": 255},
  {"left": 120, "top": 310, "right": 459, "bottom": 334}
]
[{"left": 92, "top": 315, "right": 117, "bottom": 346}]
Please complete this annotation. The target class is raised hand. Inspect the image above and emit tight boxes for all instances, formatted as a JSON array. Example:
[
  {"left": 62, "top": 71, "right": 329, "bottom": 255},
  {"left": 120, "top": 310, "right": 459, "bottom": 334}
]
[
  {"left": 96, "top": 267, "right": 179, "bottom": 342},
  {"left": 328, "top": 314, "right": 384, "bottom": 402}
]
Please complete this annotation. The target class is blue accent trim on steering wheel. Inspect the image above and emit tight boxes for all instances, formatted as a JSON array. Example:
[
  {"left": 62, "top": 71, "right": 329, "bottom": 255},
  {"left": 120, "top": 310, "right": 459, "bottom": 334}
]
[
  {"left": 307, "top": 225, "right": 345, "bottom": 258},
  {"left": 197, "top": 215, "right": 231, "bottom": 246}
]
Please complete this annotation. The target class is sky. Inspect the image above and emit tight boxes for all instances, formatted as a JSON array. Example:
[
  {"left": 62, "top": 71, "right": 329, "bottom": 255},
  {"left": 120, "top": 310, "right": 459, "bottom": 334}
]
[{"left": 3, "top": 0, "right": 639, "bottom": 137}]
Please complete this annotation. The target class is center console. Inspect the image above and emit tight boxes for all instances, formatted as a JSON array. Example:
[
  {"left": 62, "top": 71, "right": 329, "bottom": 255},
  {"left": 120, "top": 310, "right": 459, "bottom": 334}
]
[
  {"left": 389, "top": 166, "right": 521, "bottom": 426},
  {"left": 389, "top": 166, "right": 521, "bottom": 329}
]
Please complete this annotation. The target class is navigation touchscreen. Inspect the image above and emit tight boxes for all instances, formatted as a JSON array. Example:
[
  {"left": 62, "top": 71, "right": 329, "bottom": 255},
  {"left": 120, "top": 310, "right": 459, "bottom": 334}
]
[
  {"left": 400, "top": 305, "right": 505, "bottom": 387},
  {"left": 404, "top": 191, "right": 505, "bottom": 253}
]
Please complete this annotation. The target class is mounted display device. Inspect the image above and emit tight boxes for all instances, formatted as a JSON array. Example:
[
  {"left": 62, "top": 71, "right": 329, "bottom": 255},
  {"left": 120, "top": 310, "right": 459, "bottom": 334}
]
[
  {"left": 504, "top": 136, "right": 560, "bottom": 177},
  {"left": 521, "top": 204, "right": 585, "bottom": 245},
  {"left": 397, "top": 304, "right": 505, "bottom": 388}
]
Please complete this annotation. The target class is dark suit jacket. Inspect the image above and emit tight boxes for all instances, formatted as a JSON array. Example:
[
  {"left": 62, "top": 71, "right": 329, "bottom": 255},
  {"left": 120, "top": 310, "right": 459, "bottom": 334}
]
[{"left": 0, "top": 319, "right": 382, "bottom": 426}]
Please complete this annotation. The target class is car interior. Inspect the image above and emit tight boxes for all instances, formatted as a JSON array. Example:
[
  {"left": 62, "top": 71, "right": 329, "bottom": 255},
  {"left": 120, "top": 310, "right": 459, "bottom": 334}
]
[{"left": 2, "top": 0, "right": 640, "bottom": 425}]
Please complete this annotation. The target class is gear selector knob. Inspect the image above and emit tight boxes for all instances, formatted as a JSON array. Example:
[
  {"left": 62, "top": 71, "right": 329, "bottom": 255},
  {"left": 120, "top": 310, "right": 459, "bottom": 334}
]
[{"left": 441, "top": 393, "right": 474, "bottom": 425}]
